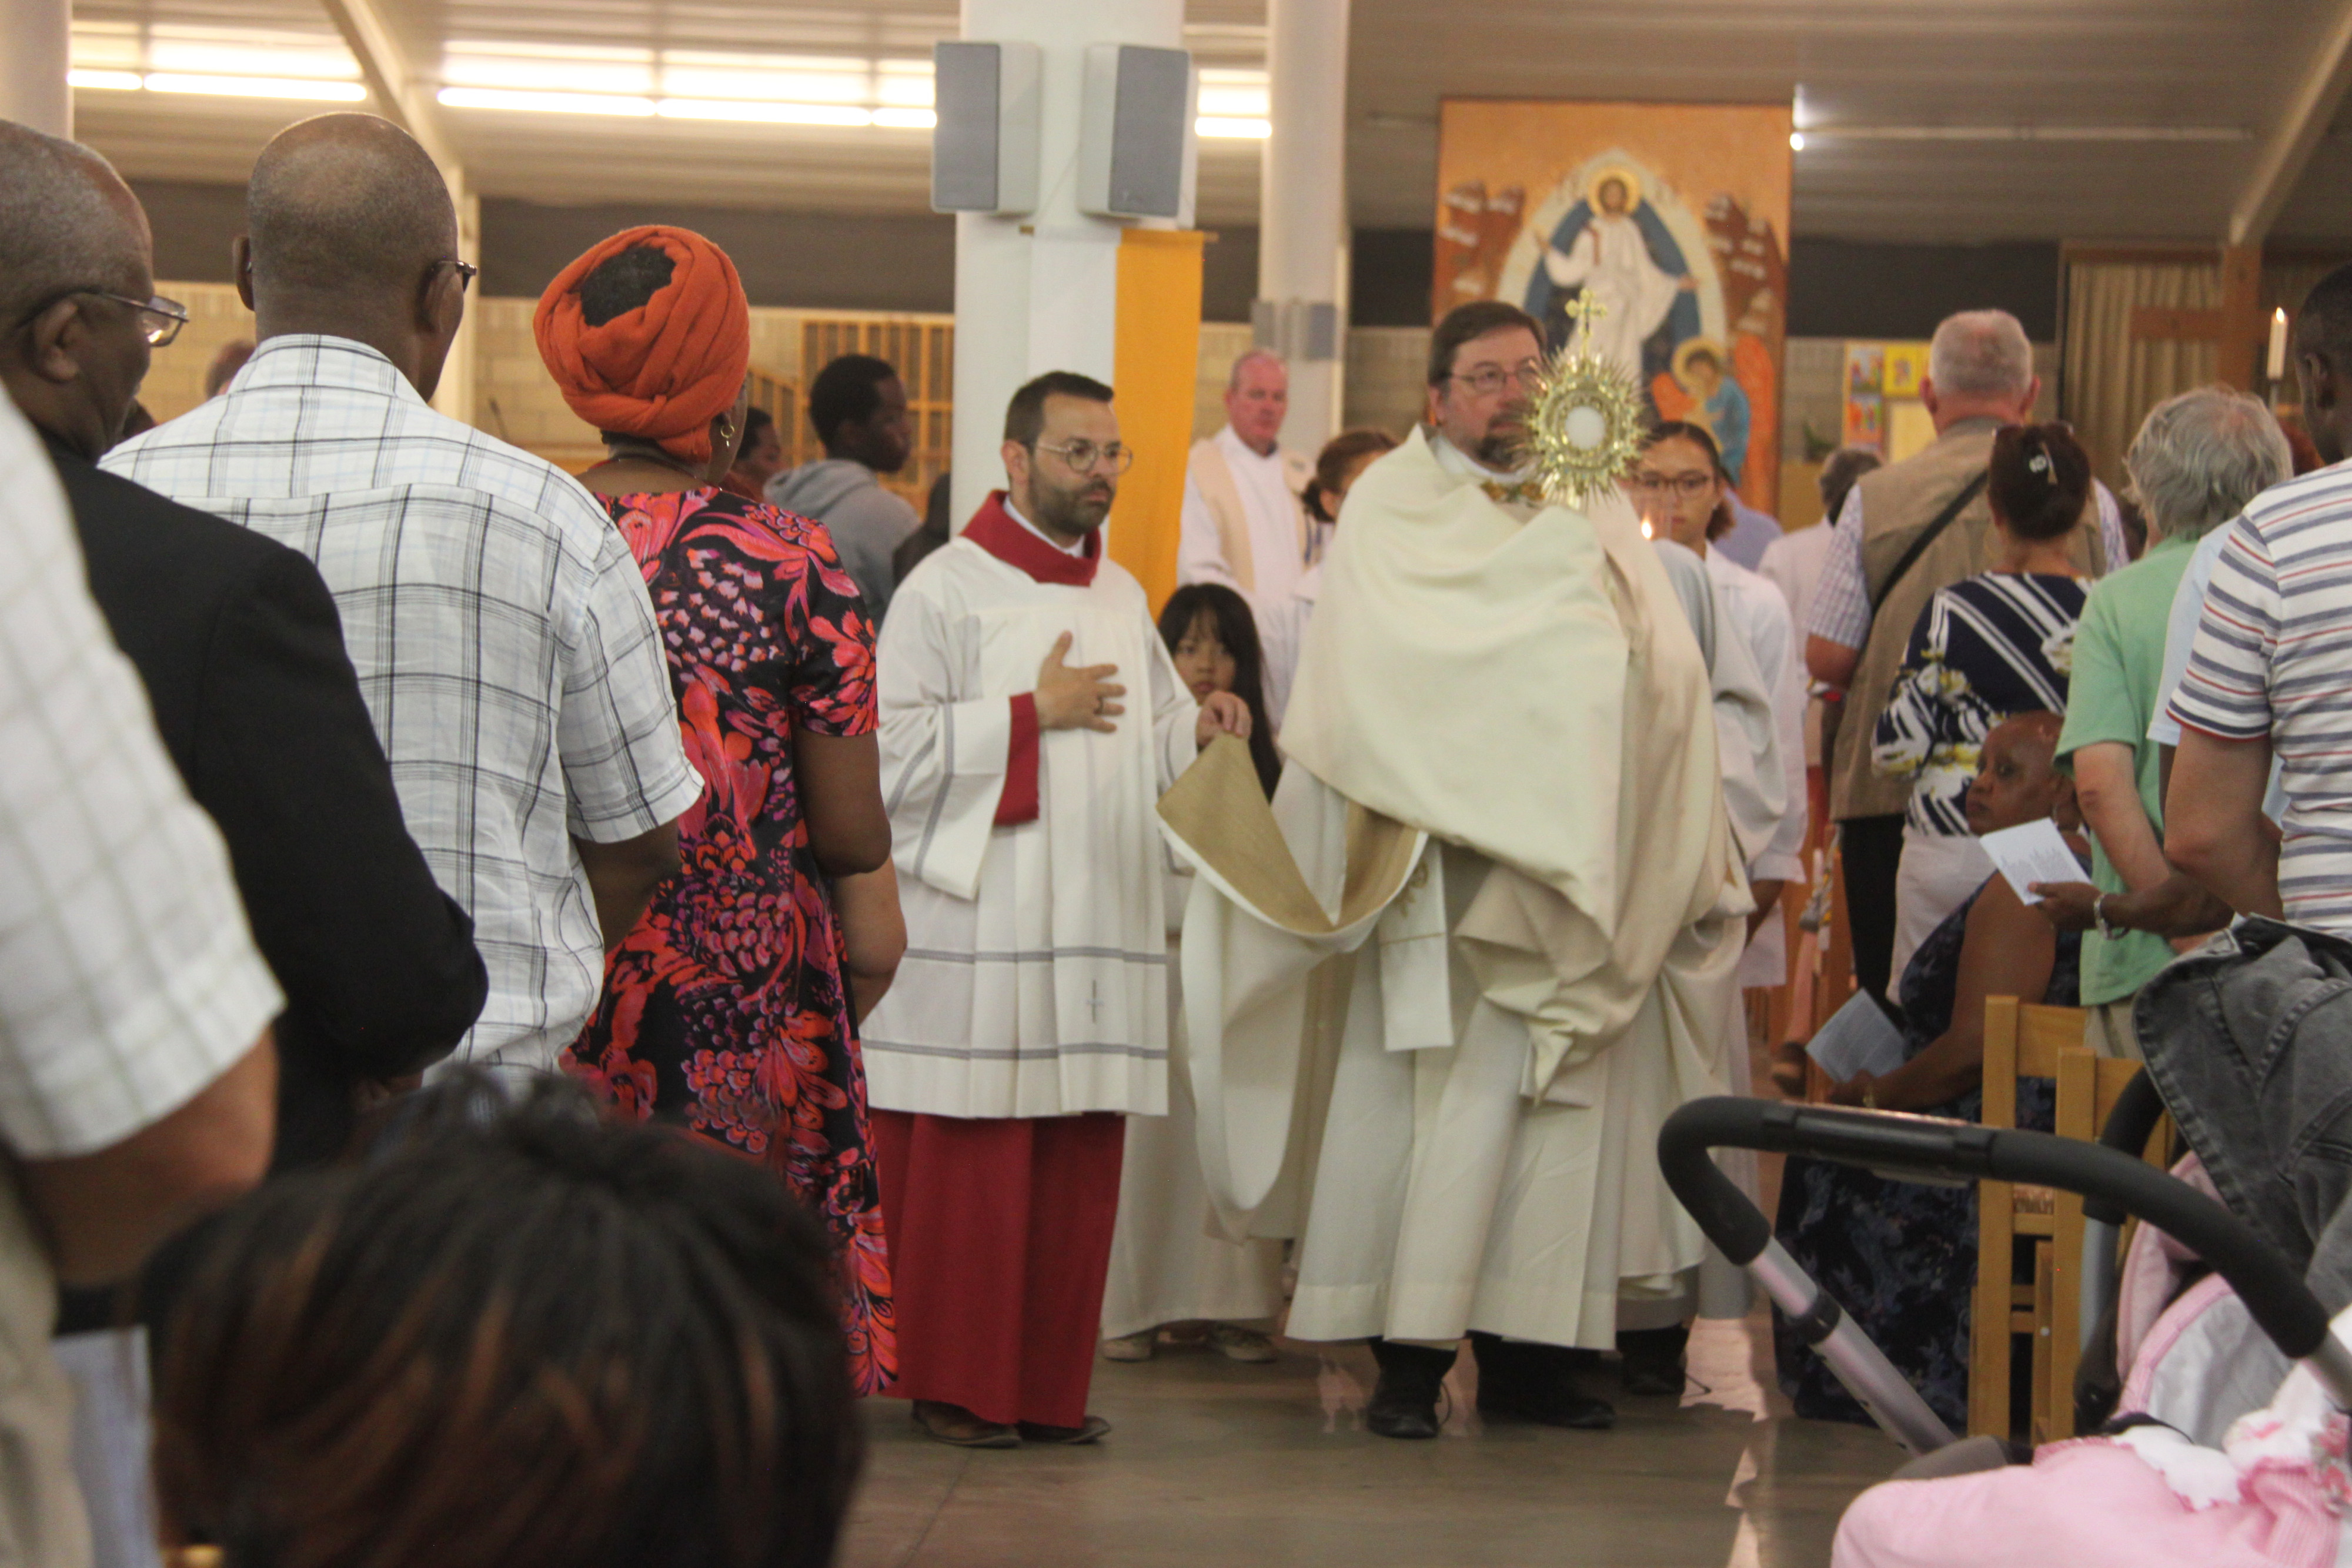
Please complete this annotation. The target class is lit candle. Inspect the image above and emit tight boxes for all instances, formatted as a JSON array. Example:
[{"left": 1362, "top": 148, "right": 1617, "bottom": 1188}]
[{"left": 2269, "top": 307, "right": 2289, "bottom": 382}]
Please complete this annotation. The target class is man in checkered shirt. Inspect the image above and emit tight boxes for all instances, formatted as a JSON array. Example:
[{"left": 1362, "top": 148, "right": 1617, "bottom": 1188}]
[
  {"left": 108, "top": 113, "right": 703, "bottom": 1076},
  {"left": 0, "top": 393, "right": 279, "bottom": 1568}
]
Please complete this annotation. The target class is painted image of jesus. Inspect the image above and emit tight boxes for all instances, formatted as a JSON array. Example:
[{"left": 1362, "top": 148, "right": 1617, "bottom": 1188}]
[{"left": 1534, "top": 168, "right": 1698, "bottom": 379}]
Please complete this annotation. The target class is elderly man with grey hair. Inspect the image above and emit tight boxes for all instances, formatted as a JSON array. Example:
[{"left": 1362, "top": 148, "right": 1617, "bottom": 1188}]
[
  {"left": 1177, "top": 347, "right": 1319, "bottom": 721},
  {"left": 1802, "top": 308, "right": 2130, "bottom": 1004}
]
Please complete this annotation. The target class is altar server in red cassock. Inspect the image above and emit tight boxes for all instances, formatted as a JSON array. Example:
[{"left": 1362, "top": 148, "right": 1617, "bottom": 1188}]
[{"left": 864, "top": 372, "right": 1251, "bottom": 1447}]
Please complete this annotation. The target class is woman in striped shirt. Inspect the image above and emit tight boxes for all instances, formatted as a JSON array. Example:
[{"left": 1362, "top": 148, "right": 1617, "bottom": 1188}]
[{"left": 1873, "top": 422, "right": 2094, "bottom": 984}]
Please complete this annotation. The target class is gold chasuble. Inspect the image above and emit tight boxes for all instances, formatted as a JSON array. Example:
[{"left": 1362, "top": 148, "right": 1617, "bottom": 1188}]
[{"left": 1160, "top": 429, "right": 1751, "bottom": 1349}]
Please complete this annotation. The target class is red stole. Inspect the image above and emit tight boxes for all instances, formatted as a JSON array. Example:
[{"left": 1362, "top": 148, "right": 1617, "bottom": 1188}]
[{"left": 961, "top": 490, "right": 1101, "bottom": 587}]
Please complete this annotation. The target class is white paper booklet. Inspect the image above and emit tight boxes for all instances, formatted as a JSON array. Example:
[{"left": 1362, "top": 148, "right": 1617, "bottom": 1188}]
[
  {"left": 1976, "top": 818, "right": 2085, "bottom": 905},
  {"left": 1805, "top": 989, "right": 1908, "bottom": 1083}
]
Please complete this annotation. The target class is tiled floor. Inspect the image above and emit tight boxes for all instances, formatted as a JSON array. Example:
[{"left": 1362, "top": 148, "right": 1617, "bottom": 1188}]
[{"left": 838, "top": 1311, "right": 1901, "bottom": 1568}]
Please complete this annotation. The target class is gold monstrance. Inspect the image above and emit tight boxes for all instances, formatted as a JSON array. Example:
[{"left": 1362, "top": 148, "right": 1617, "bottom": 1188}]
[{"left": 1526, "top": 293, "right": 1646, "bottom": 509}]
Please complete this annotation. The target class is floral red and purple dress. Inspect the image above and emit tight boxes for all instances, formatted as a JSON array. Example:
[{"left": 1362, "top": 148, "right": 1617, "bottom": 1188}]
[{"left": 562, "top": 486, "right": 894, "bottom": 1393}]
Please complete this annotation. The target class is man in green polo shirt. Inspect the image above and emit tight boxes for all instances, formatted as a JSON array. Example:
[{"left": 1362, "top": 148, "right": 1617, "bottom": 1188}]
[{"left": 2053, "top": 387, "right": 2290, "bottom": 1057}]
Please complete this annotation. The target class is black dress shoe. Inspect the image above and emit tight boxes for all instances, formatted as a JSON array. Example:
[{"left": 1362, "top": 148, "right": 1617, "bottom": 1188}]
[
  {"left": 1471, "top": 1332, "right": 1616, "bottom": 1430},
  {"left": 1365, "top": 1339, "right": 1452, "bottom": 1440},
  {"left": 1616, "top": 1324, "right": 1689, "bottom": 1398}
]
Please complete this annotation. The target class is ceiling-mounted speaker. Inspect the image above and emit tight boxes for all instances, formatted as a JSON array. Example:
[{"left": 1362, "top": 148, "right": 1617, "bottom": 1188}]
[
  {"left": 931, "top": 40, "right": 1041, "bottom": 215},
  {"left": 1077, "top": 44, "right": 1192, "bottom": 220}
]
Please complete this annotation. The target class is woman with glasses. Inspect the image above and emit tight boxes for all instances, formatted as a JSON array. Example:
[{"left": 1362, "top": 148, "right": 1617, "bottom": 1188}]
[
  {"left": 533, "top": 226, "right": 901, "bottom": 1396},
  {"left": 1871, "top": 423, "right": 2093, "bottom": 982}
]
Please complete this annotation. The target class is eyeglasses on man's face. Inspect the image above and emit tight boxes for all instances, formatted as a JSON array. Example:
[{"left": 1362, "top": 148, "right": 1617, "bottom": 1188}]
[
  {"left": 1628, "top": 469, "right": 1717, "bottom": 497},
  {"left": 1034, "top": 438, "right": 1135, "bottom": 476},
  {"left": 1446, "top": 359, "right": 1546, "bottom": 397},
  {"left": 442, "top": 259, "right": 479, "bottom": 293},
  {"left": 13, "top": 290, "right": 190, "bottom": 348}
]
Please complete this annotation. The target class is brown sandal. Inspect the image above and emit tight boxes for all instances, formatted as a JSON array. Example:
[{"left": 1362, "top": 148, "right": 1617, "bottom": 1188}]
[
  {"left": 913, "top": 1400, "right": 1020, "bottom": 1448},
  {"left": 1018, "top": 1415, "right": 1112, "bottom": 1445}
]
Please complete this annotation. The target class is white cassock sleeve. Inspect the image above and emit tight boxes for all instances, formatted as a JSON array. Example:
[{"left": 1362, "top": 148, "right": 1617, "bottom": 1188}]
[
  {"left": 1177, "top": 463, "right": 1242, "bottom": 591},
  {"left": 1745, "top": 587, "right": 1809, "bottom": 885},
  {"left": 875, "top": 581, "right": 1017, "bottom": 902},
  {"left": 1147, "top": 622, "right": 1203, "bottom": 792}
]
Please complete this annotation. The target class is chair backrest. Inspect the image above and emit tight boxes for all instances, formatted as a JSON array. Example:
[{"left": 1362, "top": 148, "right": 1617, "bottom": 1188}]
[
  {"left": 2046, "top": 1045, "right": 2169, "bottom": 1443},
  {"left": 1973, "top": 997, "right": 2088, "bottom": 1439},
  {"left": 1979, "top": 996, "right": 2084, "bottom": 1132}
]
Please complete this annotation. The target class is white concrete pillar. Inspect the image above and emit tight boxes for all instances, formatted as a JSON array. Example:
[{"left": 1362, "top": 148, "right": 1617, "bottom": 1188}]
[
  {"left": 1257, "top": 0, "right": 1350, "bottom": 452},
  {"left": 948, "top": 0, "right": 1188, "bottom": 531},
  {"left": 1, "top": 0, "right": 72, "bottom": 138}
]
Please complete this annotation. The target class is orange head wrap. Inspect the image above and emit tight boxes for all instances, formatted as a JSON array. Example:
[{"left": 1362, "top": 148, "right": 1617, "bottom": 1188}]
[{"left": 532, "top": 225, "right": 751, "bottom": 467}]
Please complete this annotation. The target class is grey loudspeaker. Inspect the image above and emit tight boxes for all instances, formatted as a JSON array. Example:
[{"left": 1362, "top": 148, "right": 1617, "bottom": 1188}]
[
  {"left": 1078, "top": 44, "right": 1193, "bottom": 220},
  {"left": 931, "top": 41, "right": 1041, "bottom": 215}
]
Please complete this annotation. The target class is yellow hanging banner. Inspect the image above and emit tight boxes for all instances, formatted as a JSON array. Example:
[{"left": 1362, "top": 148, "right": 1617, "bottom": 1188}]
[{"left": 1107, "top": 229, "right": 1206, "bottom": 613}]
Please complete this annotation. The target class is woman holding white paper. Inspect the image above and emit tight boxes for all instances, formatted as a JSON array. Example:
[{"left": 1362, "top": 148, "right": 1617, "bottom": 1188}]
[
  {"left": 1773, "top": 714, "right": 2087, "bottom": 1429},
  {"left": 1872, "top": 423, "right": 2094, "bottom": 982}
]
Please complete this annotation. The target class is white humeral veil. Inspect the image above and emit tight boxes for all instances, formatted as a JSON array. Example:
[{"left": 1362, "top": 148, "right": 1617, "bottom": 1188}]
[{"left": 1160, "top": 430, "right": 1752, "bottom": 1349}]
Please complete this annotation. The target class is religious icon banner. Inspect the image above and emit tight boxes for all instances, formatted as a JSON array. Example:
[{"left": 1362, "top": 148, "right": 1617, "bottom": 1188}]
[{"left": 1434, "top": 100, "right": 1793, "bottom": 514}]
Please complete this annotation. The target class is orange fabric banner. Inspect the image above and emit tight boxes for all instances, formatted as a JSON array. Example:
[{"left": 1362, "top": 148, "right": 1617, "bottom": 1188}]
[{"left": 1107, "top": 229, "right": 1206, "bottom": 613}]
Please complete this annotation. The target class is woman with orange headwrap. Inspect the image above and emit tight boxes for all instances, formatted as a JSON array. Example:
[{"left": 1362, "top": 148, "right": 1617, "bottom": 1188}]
[{"left": 535, "top": 226, "right": 900, "bottom": 1393}]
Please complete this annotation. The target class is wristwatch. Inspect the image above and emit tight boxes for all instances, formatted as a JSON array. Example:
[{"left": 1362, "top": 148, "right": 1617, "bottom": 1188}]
[{"left": 2094, "top": 892, "right": 2123, "bottom": 942}]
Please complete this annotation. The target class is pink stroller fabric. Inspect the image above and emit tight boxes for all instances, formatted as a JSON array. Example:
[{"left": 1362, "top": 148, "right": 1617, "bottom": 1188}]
[
  {"left": 2117, "top": 1155, "right": 2222, "bottom": 1370},
  {"left": 2122, "top": 1272, "right": 2291, "bottom": 1447},
  {"left": 1830, "top": 1436, "right": 2343, "bottom": 1568},
  {"left": 1832, "top": 1321, "right": 2352, "bottom": 1568}
]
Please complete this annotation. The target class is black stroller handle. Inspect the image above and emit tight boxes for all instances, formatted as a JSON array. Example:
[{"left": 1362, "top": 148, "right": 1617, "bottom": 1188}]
[
  {"left": 2084, "top": 1069, "right": 2169, "bottom": 1225},
  {"left": 1659, "top": 1097, "right": 2338, "bottom": 1369}
]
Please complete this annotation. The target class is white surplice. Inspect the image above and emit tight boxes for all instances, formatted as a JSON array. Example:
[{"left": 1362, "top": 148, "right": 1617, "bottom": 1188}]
[
  {"left": 1100, "top": 861, "right": 1287, "bottom": 1338},
  {"left": 863, "top": 509, "right": 1199, "bottom": 1119},
  {"left": 1162, "top": 430, "right": 1751, "bottom": 1350},
  {"left": 1703, "top": 547, "right": 1808, "bottom": 987}
]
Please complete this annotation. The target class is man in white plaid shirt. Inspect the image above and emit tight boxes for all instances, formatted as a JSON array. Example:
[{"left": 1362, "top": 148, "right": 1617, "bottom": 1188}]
[
  {"left": 108, "top": 113, "right": 702, "bottom": 1076},
  {"left": 0, "top": 394, "right": 280, "bottom": 1567}
]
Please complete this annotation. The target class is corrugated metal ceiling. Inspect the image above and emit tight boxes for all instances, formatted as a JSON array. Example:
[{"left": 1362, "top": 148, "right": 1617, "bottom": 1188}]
[{"left": 58, "top": 0, "right": 2352, "bottom": 242}]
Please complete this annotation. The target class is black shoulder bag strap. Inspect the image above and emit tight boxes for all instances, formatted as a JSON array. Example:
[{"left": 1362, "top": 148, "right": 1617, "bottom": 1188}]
[{"left": 1867, "top": 470, "right": 1990, "bottom": 615}]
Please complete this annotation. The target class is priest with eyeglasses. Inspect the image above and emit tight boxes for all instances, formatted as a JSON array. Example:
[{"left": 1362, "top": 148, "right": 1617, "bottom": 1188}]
[{"left": 1162, "top": 300, "right": 1753, "bottom": 1438}]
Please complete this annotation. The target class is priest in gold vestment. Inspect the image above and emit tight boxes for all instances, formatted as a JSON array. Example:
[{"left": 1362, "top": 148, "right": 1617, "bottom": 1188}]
[{"left": 1161, "top": 302, "right": 1752, "bottom": 1439}]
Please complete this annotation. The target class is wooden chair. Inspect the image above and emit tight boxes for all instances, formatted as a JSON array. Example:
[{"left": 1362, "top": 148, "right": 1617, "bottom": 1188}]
[
  {"left": 2043, "top": 1048, "right": 2170, "bottom": 1443},
  {"left": 1969, "top": 997, "right": 2087, "bottom": 1439}
]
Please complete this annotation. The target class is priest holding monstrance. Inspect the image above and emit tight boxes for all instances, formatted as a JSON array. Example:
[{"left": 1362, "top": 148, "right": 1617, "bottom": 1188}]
[{"left": 1161, "top": 298, "right": 1751, "bottom": 1438}]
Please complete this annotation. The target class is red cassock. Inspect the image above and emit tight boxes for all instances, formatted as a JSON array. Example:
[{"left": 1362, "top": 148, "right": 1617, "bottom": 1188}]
[{"left": 872, "top": 1108, "right": 1125, "bottom": 1427}]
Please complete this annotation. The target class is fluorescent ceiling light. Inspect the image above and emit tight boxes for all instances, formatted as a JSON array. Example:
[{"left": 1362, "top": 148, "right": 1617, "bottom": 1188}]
[
  {"left": 143, "top": 73, "right": 366, "bottom": 101},
  {"left": 149, "top": 41, "right": 356, "bottom": 80},
  {"left": 437, "top": 86, "right": 655, "bottom": 116},
  {"left": 656, "top": 99, "right": 871, "bottom": 126},
  {"left": 68, "top": 69, "right": 142, "bottom": 91},
  {"left": 1197, "top": 116, "right": 1271, "bottom": 139}
]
